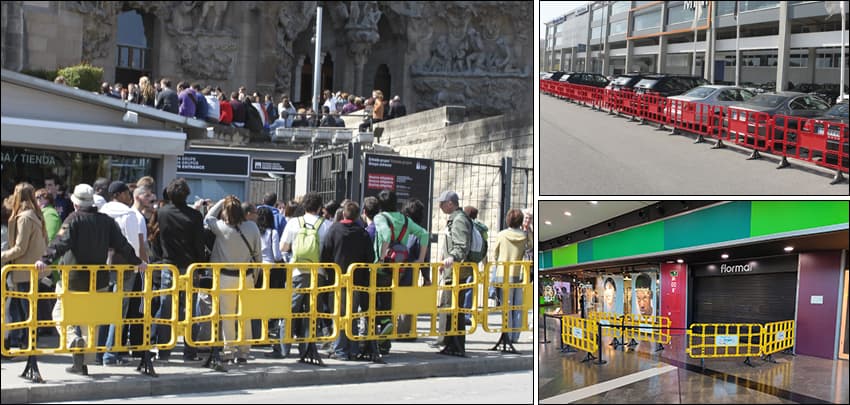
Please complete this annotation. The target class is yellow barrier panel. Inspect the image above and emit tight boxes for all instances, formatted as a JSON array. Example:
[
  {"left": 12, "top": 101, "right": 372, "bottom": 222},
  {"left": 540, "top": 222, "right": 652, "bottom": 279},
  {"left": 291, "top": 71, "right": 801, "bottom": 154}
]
[
  {"left": 687, "top": 323, "right": 762, "bottom": 359},
  {"left": 344, "top": 262, "right": 442, "bottom": 340},
  {"left": 588, "top": 311, "right": 624, "bottom": 341},
  {"left": 1, "top": 264, "right": 180, "bottom": 357},
  {"left": 561, "top": 316, "right": 598, "bottom": 354},
  {"left": 761, "top": 320, "right": 795, "bottom": 358},
  {"left": 480, "top": 261, "right": 534, "bottom": 334},
  {"left": 623, "top": 314, "right": 672, "bottom": 345},
  {"left": 183, "top": 263, "right": 342, "bottom": 348}
]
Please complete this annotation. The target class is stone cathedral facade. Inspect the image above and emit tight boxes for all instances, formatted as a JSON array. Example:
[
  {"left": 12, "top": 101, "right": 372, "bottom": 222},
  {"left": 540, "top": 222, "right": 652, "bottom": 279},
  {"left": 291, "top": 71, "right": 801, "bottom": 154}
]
[{"left": 1, "top": 1, "right": 533, "bottom": 119}]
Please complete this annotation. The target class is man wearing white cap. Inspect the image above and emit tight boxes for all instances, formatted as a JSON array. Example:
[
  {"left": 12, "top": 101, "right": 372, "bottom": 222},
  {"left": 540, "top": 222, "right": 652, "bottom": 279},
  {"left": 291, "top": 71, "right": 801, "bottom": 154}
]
[
  {"left": 435, "top": 190, "right": 473, "bottom": 356},
  {"left": 36, "top": 183, "right": 147, "bottom": 376}
]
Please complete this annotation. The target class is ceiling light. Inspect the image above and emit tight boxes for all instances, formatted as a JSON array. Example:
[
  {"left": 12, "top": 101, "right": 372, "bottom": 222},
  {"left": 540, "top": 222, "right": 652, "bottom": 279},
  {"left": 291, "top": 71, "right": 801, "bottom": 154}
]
[
  {"left": 721, "top": 253, "right": 729, "bottom": 259},
  {"left": 589, "top": 201, "right": 598, "bottom": 205},
  {"left": 676, "top": 259, "right": 684, "bottom": 263},
  {"left": 544, "top": 220, "right": 552, "bottom": 225},
  {"left": 564, "top": 211, "right": 572, "bottom": 216},
  {"left": 784, "top": 246, "right": 794, "bottom": 252}
]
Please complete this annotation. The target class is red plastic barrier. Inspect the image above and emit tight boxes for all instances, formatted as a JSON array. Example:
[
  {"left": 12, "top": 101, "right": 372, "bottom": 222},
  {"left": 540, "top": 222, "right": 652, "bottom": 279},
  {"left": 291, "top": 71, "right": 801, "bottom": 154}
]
[
  {"left": 640, "top": 93, "right": 669, "bottom": 126},
  {"left": 667, "top": 99, "right": 715, "bottom": 136},
  {"left": 779, "top": 117, "right": 850, "bottom": 173},
  {"left": 725, "top": 107, "right": 772, "bottom": 152}
]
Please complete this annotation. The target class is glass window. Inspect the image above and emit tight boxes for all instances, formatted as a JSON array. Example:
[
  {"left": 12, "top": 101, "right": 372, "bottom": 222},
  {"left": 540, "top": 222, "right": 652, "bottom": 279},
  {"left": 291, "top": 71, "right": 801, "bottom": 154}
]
[
  {"left": 591, "top": 26, "right": 602, "bottom": 39},
  {"left": 667, "top": 4, "right": 695, "bottom": 25},
  {"left": 633, "top": 10, "right": 661, "bottom": 31},
  {"left": 118, "top": 47, "right": 129, "bottom": 68},
  {"left": 117, "top": 10, "right": 147, "bottom": 48},
  {"left": 610, "top": 20, "right": 628, "bottom": 35},
  {"left": 739, "top": 89, "right": 756, "bottom": 100},
  {"left": 739, "top": 1, "right": 779, "bottom": 12},
  {"left": 610, "top": 1, "right": 631, "bottom": 16},
  {"left": 816, "top": 53, "right": 833, "bottom": 68},
  {"left": 748, "top": 94, "right": 787, "bottom": 108},
  {"left": 592, "top": 9, "right": 603, "bottom": 25},
  {"left": 716, "top": 1, "right": 737, "bottom": 15},
  {"left": 789, "top": 53, "right": 808, "bottom": 67},
  {"left": 684, "top": 86, "right": 717, "bottom": 99}
]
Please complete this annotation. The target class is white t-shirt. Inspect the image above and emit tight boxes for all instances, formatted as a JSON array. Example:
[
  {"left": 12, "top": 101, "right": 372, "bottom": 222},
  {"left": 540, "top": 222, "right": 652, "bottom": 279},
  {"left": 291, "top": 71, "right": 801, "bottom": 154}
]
[{"left": 280, "top": 213, "right": 331, "bottom": 277}]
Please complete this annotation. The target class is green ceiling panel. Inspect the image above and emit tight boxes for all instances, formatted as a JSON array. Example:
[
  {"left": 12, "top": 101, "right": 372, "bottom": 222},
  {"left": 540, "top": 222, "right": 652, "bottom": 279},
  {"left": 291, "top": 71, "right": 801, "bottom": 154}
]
[
  {"left": 551, "top": 243, "right": 578, "bottom": 267},
  {"left": 665, "top": 201, "right": 751, "bottom": 250},
  {"left": 751, "top": 201, "right": 849, "bottom": 236},
  {"left": 592, "top": 221, "right": 665, "bottom": 261}
]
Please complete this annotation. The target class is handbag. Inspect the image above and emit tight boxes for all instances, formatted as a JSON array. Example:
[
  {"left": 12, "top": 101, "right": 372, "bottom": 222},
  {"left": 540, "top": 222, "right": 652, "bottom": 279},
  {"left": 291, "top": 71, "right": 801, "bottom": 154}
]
[{"left": 235, "top": 225, "right": 259, "bottom": 282}]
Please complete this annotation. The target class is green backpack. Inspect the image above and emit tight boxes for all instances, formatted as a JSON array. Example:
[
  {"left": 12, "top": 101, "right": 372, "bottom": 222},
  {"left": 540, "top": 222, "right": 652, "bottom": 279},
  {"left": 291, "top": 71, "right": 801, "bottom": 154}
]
[{"left": 292, "top": 216, "right": 324, "bottom": 263}]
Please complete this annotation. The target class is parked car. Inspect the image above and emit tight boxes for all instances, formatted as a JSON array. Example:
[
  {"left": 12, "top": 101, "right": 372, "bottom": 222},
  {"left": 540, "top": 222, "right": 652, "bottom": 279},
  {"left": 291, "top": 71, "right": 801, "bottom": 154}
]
[
  {"left": 543, "top": 71, "right": 567, "bottom": 81},
  {"left": 730, "top": 92, "right": 831, "bottom": 151},
  {"left": 668, "top": 85, "right": 757, "bottom": 125},
  {"left": 605, "top": 74, "right": 646, "bottom": 91},
  {"left": 632, "top": 75, "right": 709, "bottom": 97},
  {"left": 802, "top": 101, "right": 848, "bottom": 168},
  {"left": 558, "top": 72, "right": 610, "bottom": 88}
]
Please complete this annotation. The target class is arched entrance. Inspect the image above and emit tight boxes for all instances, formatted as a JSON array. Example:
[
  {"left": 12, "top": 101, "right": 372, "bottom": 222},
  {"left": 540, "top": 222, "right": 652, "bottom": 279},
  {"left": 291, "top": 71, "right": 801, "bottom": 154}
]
[
  {"left": 115, "top": 9, "right": 153, "bottom": 86},
  {"left": 374, "top": 64, "right": 391, "bottom": 99}
]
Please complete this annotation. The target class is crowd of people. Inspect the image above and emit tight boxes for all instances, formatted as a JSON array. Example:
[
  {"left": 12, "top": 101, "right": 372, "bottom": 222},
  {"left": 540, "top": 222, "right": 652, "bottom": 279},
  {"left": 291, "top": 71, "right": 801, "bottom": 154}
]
[
  {"left": 2, "top": 175, "right": 530, "bottom": 374},
  {"left": 55, "top": 74, "right": 408, "bottom": 138}
]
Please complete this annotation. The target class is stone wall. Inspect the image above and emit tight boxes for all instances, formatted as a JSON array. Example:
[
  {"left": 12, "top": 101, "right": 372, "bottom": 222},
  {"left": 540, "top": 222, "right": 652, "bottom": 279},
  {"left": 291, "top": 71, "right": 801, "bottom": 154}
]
[{"left": 376, "top": 107, "right": 534, "bottom": 261}]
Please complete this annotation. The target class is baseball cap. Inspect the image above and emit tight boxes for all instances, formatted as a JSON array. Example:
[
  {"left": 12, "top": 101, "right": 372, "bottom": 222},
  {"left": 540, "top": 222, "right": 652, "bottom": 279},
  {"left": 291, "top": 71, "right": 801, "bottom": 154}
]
[
  {"left": 437, "top": 190, "right": 459, "bottom": 204},
  {"left": 107, "top": 180, "right": 129, "bottom": 195},
  {"left": 70, "top": 184, "right": 94, "bottom": 208}
]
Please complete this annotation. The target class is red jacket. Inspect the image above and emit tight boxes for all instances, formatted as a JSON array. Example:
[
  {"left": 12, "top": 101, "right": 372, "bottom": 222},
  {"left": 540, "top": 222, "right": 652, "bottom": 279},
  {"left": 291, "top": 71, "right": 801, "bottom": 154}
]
[{"left": 219, "top": 100, "right": 233, "bottom": 124}]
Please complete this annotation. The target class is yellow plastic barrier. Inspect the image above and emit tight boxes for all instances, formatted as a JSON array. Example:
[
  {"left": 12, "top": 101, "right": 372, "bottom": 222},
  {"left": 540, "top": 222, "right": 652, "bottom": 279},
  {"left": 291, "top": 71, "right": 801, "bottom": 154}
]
[
  {"left": 561, "top": 316, "right": 598, "bottom": 354},
  {"left": 588, "top": 311, "right": 624, "bottom": 341},
  {"left": 761, "top": 320, "right": 795, "bottom": 359},
  {"left": 183, "top": 263, "right": 341, "bottom": 347},
  {"left": 1, "top": 264, "right": 179, "bottom": 357},
  {"left": 623, "top": 314, "right": 671, "bottom": 346},
  {"left": 480, "top": 261, "right": 534, "bottom": 334},
  {"left": 687, "top": 323, "right": 762, "bottom": 362},
  {"left": 344, "top": 262, "right": 442, "bottom": 340}
]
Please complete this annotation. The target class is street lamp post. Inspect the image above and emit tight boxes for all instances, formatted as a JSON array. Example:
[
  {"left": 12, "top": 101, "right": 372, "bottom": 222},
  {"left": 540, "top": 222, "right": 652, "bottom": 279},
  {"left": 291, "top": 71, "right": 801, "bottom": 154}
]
[{"left": 312, "top": 6, "right": 323, "bottom": 126}]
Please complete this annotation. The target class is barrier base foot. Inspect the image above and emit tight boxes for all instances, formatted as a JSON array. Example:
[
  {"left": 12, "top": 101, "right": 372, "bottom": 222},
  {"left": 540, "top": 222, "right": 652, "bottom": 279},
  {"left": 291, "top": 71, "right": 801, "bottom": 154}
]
[
  {"left": 744, "top": 356, "right": 756, "bottom": 367},
  {"left": 20, "top": 356, "right": 44, "bottom": 384},
  {"left": 489, "top": 333, "right": 518, "bottom": 354},
  {"left": 747, "top": 150, "right": 762, "bottom": 160},
  {"left": 761, "top": 354, "right": 777, "bottom": 364},
  {"left": 298, "top": 343, "right": 326, "bottom": 366},
  {"left": 655, "top": 343, "right": 665, "bottom": 352},
  {"left": 136, "top": 351, "right": 158, "bottom": 377},
  {"left": 830, "top": 170, "right": 848, "bottom": 185},
  {"left": 656, "top": 123, "right": 666, "bottom": 131},
  {"left": 610, "top": 337, "right": 620, "bottom": 347},
  {"left": 694, "top": 134, "right": 707, "bottom": 144},
  {"left": 580, "top": 352, "right": 597, "bottom": 363},
  {"left": 628, "top": 338, "right": 638, "bottom": 347},
  {"left": 670, "top": 127, "right": 680, "bottom": 135},
  {"left": 781, "top": 348, "right": 796, "bottom": 356},
  {"left": 639, "top": 118, "right": 647, "bottom": 125},
  {"left": 204, "top": 348, "right": 228, "bottom": 373},
  {"left": 711, "top": 139, "right": 727, "bottom": 149},
  {"left": 629, "top": 115, "right": 638, "bottom": 122},
  {"left": 561, "top": 345, "right": 578, "bottom": 354},
  {"left": 356, "top": 342, "right": 385, "bottom": 364},
  {"left": 776, "top": 156, "right": 790, "bottom": 169}
]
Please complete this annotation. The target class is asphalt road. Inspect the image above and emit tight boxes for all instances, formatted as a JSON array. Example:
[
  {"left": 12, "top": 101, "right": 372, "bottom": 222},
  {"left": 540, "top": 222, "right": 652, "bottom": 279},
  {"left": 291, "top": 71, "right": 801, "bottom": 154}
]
[
  {"left": 540, "top": 94, "right": 850, "bottom": 195},
  {"left": 55, "top": 371, "right": 533, "bottom": 404}
]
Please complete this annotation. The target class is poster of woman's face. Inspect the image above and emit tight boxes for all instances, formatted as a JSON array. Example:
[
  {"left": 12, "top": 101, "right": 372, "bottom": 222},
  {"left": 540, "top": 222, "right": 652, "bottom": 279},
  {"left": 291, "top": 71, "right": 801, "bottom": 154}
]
[
  {"left": 597, "top": 275, "right": 624, "bottom": 315},
  {"left": 632, "top": 272, "right": 655, "bottom": 317}
]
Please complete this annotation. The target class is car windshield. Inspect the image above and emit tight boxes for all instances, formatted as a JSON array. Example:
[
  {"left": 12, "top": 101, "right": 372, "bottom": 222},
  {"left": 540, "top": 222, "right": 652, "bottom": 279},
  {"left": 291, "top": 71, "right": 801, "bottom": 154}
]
[
  {"left": 745, "top": 94, "right": 787, "bottom": 108},
  {"left": 612, "top": 76, "right": 637, "bottom": 86},
  {"left": 634, "top": 79, "right": 658, "bottom": 88},
  {"left": 825, "top": 102, "right": 849, "bottom": 118},
  {"left": 682, "top": 87, "right": 716, "bottom": 99}
]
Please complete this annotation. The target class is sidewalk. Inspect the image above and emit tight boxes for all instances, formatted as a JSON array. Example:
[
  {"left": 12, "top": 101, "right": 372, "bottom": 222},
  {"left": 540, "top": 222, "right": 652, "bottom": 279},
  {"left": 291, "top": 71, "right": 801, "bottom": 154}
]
[{"left": 1, "top": 314, "right": 532, "bottom": 403}]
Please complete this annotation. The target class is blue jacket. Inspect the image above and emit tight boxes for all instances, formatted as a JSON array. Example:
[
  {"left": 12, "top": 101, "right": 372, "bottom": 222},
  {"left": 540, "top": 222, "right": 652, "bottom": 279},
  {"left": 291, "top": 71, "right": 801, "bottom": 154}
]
[{"left": 257, "top": 204, "right": 286, "bottom": 236}]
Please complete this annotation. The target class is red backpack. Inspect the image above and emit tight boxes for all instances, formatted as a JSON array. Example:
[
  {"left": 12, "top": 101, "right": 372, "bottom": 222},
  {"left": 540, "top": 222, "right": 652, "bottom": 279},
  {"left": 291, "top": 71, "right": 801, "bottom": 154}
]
[{"left": 381, "top": 213, "right": 409, "bottom": 263}]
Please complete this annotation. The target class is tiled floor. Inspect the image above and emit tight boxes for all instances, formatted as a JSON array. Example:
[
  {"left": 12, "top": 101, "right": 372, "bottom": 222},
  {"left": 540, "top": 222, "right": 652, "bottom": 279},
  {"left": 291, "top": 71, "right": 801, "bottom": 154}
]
[{"left": 539, "top": 321, "right": 849, "bottom": 404}]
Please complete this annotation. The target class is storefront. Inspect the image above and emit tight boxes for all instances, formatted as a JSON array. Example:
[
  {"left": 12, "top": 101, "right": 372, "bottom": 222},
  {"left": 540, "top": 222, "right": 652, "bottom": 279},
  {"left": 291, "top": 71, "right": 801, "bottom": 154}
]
[
  {"left": 1, "top": 69, "right": 206, "bottom": 196},
  {"left": 689, "top": 255, "right": 798, "bottom": 325}
]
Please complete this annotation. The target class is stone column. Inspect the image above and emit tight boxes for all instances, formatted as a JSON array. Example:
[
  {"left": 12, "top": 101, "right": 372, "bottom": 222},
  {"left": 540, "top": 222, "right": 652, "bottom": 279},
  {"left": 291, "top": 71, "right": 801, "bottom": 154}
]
[
  {"left": 347, "top": 31, "right": 379, "bottom": 96},
  {"left": 776, "top": 1, "right": 791, "bottom": 92}
]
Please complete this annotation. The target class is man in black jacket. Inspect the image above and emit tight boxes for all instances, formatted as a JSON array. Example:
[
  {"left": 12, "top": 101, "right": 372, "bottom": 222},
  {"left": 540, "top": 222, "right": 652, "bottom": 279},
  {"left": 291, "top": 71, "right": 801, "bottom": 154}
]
[
  {"left": 321, "top": 201, "right": 374, "bottom": 360},
  {"left": 36, "top": 183, "right": 147, "bottom": 375},
  {"left": 150, "top": 178, "right": 206, "bottom": 362}
]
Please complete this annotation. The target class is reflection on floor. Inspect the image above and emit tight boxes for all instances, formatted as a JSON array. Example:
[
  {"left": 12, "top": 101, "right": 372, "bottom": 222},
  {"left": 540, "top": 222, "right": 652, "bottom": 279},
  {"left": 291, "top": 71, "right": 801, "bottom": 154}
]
[{"left": 538, "top": 322, "right": 849, "bottom": 404}]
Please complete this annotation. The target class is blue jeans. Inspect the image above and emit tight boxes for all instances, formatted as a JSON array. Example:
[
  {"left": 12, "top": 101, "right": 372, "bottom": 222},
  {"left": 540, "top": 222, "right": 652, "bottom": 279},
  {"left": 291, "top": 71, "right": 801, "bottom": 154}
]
[
  {"left": 6, "top": 281, "right": 31, "bottom": 348},
  {"left": 102, "top": 271, "right": 138, "bottom": 362},
  {"left": 150, "top": 268, "right": 198, "bottom": 358},
  {"left": 507, "top": 279, "right": 524, "bottom": 342},
  {"left": 291, "top": 273, "right": 313, "bottom": 339}
]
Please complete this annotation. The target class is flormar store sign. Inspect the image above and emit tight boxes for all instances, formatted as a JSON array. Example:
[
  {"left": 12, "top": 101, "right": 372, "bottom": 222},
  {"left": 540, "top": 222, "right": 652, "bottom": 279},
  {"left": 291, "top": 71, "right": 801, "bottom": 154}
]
[{"left": 692, "top": 255, "right": 798, "bottom": 277}]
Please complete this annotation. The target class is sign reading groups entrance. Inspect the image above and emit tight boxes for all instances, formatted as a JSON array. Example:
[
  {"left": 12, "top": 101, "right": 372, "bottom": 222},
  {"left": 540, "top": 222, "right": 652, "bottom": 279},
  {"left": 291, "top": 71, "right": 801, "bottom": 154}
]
[
  {"left": 177, "top": 152, "right": 250, "bottom": 177},
  {"left": 691, "top": 255, "right": 798, "bottom": 277},
  {"left": 362, "top": 153, "right": 433, "bottom": 229}
]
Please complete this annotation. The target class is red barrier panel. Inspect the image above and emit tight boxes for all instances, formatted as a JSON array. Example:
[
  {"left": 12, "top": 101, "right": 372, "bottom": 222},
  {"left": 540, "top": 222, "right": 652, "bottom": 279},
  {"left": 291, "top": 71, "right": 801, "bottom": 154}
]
[
  {"left": 667, "top": 99, "right": 715, "bottom": 136},
  {"left": 786, "top": 118, "right": 850, "bottom": 174},
  {"left": 640, "top": 93, "right": 669, "bottom": 127},
  {"left": 726, "top": 107, "right": 772, "bottom": 153}
]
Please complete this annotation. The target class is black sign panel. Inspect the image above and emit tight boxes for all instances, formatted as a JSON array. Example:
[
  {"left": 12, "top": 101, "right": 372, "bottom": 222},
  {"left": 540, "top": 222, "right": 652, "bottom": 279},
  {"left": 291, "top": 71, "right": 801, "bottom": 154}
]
[
  {"left": 692, "top": 255, "right": 798, "bottom": 277},
  {"left": 252, "top": 158, "right": 296, "bottom": 174},
  {"left": 176, "top": 152, "right": 249, "bottom": 177},
  {"left": 362, "top": 153, "right": 433, "bottom": 229}
]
